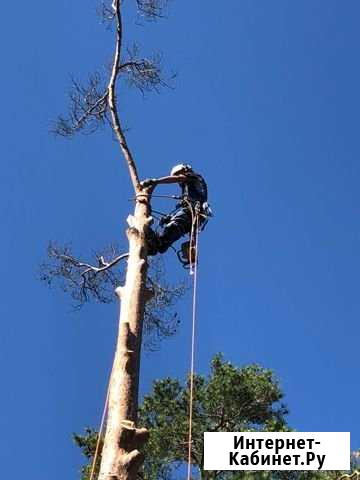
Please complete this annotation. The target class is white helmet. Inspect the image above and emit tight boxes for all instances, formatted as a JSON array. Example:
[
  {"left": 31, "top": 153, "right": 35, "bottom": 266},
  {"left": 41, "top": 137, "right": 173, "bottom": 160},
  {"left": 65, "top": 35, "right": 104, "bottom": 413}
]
[{"left": 170, "top": 163, "right": 193, "bottom": 176}]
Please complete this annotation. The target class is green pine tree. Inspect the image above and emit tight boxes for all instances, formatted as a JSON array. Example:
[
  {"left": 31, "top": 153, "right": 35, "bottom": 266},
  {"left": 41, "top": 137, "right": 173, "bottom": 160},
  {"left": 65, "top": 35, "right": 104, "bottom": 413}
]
[{"left": 74, "top": 355, "right": 358, "bottom": 480}]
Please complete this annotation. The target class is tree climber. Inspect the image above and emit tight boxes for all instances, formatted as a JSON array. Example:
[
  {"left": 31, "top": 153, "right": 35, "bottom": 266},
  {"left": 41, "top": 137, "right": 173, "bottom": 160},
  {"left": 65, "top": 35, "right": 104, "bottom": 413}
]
[{"left": 141, "top": 164, "right": 211, "bottom": 256}]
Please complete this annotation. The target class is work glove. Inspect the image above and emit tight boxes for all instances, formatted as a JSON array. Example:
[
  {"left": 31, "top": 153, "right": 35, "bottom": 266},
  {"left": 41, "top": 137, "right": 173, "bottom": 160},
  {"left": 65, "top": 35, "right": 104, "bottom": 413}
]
[
  {"left": 159, "top": 214, "right": 172, "bottom": 226},
  {"left": 141, "top": 178, "right": 156, "bottom": 188}
]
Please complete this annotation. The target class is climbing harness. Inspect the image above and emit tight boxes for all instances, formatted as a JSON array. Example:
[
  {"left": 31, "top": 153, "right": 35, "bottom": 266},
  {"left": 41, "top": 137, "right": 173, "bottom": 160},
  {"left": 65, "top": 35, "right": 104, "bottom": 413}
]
[
  {"left": 132, "top": 189, "right": 212, "bottom": 267},
  {"left": 147, "top": 194, "right": 212, "bottom": 268},
  {"left": 177, "top": 198, "right": 212, "bottom": 270}
]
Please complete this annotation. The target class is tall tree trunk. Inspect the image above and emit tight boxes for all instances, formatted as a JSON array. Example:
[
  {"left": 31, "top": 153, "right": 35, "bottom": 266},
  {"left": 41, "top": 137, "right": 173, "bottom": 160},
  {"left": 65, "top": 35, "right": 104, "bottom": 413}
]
[{"left": 98, "top": 192, "right": 152, "bottom": 480}]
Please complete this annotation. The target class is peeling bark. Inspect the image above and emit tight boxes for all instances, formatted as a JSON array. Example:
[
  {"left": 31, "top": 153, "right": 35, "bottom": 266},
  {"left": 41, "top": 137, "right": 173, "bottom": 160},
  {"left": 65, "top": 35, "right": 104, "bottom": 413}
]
[{"left": 98, "top": 192, "right": 152, "bottom": 480}]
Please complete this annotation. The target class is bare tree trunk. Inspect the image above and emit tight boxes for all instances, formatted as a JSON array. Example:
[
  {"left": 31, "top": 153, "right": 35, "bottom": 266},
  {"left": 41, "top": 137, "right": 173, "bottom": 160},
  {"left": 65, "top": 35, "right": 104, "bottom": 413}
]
[
  {"left": 98, "top": 192, "right": 152, "bottom": 480},
  {"left": 49, "top": 0, "right": 176, "bottom": 475}
]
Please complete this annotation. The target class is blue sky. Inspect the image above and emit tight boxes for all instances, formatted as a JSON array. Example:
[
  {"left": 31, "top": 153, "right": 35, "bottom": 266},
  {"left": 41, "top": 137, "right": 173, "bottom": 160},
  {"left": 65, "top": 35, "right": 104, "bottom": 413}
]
[{"left": 1, "top": 0, "right": 359, "bottom": 477}]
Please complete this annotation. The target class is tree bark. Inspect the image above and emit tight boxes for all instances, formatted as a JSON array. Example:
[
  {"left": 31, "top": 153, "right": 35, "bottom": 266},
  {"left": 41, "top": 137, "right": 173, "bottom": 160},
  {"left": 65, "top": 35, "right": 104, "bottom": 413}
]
[{"left": 98, "top": 191, "right": 152, "bottom": 480}]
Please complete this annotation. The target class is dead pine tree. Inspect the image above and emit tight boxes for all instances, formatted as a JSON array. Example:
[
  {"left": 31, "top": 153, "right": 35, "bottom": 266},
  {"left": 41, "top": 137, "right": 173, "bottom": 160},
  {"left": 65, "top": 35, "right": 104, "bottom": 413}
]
[{"left": 48, "top": 1, "right": 180, "bottom": 479}]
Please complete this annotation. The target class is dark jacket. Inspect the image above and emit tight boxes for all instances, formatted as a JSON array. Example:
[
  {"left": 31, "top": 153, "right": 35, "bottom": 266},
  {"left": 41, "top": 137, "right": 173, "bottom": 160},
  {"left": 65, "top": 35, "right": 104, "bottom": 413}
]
[{"left": 180, "top": 172, "right": 208, "bottom": 204}]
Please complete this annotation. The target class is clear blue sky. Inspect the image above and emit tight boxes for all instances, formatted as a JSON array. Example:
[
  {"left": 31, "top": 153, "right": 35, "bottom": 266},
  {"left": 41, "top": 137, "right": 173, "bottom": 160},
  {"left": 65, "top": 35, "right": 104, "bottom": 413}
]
[{"left": 1, "top": 0, "right": 359, "bottom": 477}]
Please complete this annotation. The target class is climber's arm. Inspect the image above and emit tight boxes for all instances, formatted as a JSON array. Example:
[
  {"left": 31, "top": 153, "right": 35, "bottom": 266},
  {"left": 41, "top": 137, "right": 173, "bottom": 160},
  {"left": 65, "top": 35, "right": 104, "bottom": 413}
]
[{"left": 141, "top": 175, "right": 187, "bottom": 189}]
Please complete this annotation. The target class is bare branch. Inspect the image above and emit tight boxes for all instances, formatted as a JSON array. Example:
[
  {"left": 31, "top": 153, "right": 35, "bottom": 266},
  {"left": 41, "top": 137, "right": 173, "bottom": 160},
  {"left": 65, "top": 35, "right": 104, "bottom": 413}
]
[
  {"left": 52, "top": 0, "right": 175, "bottom": 195},
  {"left": 107, "top": 0, "right": 141, "bottom": 191},
  {"left": 40, "top": 244, "right": 188, "bottom": 349},
  {"left": 52, "top": 73, "right": 109, "bottom": 137},
  {"left": 135, "top": 0, "right": 171, "bottom": 21},
  {"left": 98, "top": 1, "right": 116, "bottom": 26},
  {"left": 39, "top": 242, "right": 126, "bottom": 307},
  {"left": 62, "top": 252, "right": 128, "bottom": 276},
  {"left": 120, "top": 44, "right": 175, "bottom": 95}
]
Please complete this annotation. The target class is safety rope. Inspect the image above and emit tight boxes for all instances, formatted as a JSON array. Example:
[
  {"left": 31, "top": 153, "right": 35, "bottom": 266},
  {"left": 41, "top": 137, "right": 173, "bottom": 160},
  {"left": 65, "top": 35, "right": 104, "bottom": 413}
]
[
  {"left": 187, "top": 213, "right": 200, "bottom": 480},
  {"left": 88, "top": 366, "right": 113, "bottom": 480}
]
